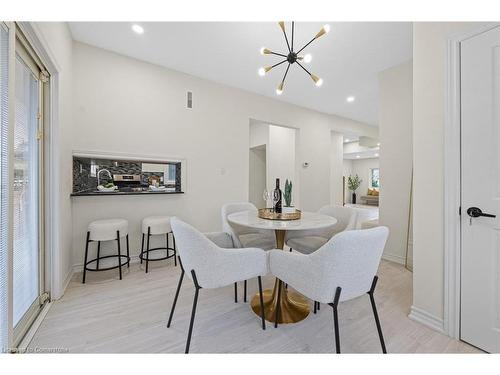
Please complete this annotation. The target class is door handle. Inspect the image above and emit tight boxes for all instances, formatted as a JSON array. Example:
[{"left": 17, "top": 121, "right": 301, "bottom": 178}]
[{"left": 466, "top": 207, "right": 496, "bottom": 218}]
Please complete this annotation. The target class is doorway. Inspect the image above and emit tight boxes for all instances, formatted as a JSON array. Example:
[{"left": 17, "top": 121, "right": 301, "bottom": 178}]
[{"left": 249, "top": 145, "right": 266, "bottom": 209}]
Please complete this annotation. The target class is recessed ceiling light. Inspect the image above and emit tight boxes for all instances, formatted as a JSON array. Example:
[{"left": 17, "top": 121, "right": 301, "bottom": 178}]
[
  {"left": 375, "top": 153, "right": 379, "bottom": 157},
  {"left": 132, "top": 24, "right": 144, "bottom": 34},
  {"left": 377, "top": 142, "right": 381, "bottom": 146},
  {"left": 344, "top": 138, "right": 350, "bottom": 143},
  {"left": 346, "top": 96, "right": 355, "bottom": 103},
  {"left": 356, "top": 155, "right": 360, "bottom": 158}
]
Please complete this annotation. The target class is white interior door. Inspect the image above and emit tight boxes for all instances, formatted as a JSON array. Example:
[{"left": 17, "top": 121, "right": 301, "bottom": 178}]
[{"left": 461, "top": 25, "right": 500, "bottom": 353}]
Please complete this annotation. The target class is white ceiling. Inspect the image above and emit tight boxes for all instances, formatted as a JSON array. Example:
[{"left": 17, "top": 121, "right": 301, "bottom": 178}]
[{"left": 68, "top": 22, "right": 412, "bottom": 126}]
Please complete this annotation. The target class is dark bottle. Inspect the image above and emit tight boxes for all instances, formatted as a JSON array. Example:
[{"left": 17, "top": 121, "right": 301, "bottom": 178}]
[{"left": 273, "top": 178, "right": 282, "bottom": 213}]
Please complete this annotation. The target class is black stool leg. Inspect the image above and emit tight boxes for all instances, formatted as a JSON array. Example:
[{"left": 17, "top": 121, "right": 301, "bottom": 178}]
[
  {"left": 314, "top": 301, "right": 317, "bottom": 314},
  {"left": 234, "top": 282, "right": 238, "bottom": 303},
  {"left": 166, "top": 232, "right": 170, "bottom": 261},
  {"left": 185, "top": 270, "right": 201, "bottom": 354},
  {"left": 126, "top": 234, "right": 130, "bottom": 268},
  {"left": 258, "top": 276, "right": 266, "bottom": 330},
  {"left": 244, "top": 280, "right": 247, "bottom": 302},
  {"left": 116, "top": 230, "right": 122, "bottom": 280},
  {"left": 82, "top": 232, "right": 90, "bottom": 284},
  {"left": 318, "top": 301, "right": 320, "bottom": 311},
  {"left": 274, "top": 280, "right": 282, "bottom": 328},
  {"left": 146, "top": 226, "right": 151, "bottom": 273},
  {"left": 172, "top": 233, "right": 177, "bottom": 267},
  {"left": 329, "top": 287, "right": 342, "bottom": 353},
  {"left": 167, "top": 258, "right": 185, "bottom": 328},
  {"left": 96, "top": 241, "right": 101, "bottom": 270},
  {"left": 140, "top": 234, "right": 144, "bottom": 264},
  {"left": 368, "top": 276, "right": 387, "bottom": 353}
]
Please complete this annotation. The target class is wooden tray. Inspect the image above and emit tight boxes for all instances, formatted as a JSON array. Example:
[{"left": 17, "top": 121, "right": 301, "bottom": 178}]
[{"left": 258, "top": 208, "right": 301, "bottom": 221}]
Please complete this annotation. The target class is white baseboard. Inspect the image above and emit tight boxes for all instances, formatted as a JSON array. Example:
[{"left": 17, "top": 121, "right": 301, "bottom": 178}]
[
  {"left": 409, "top": 305, "right": 445, "bottom": 334},
  {"left": 382, "top": 252, "right": 406, "bottom": 265}
]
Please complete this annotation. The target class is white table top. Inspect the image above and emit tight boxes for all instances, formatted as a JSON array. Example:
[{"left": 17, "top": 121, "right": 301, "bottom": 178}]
[{"left": 227, "top": 211, "right": 337, "bottom": 231}]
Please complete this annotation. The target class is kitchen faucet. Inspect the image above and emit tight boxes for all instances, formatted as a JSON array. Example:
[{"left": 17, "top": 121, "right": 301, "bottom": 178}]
[{"left": 97, "top": 168, "right": 112, "bottom": 187}]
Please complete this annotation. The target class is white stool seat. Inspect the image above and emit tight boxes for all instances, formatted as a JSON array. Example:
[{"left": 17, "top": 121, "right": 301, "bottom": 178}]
[
  {"left": 88, "top": 219, "right": 128, "bottom": 241},
  {"left": 142, "top": 216, "right": 172, "bottom": 235}
]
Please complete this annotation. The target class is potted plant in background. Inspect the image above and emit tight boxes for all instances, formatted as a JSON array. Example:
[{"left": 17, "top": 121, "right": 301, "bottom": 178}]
[
  {"left": 283, "top": 179, "right": 294, "bottom": 213},
  {"left": 347, "top": 174, "right": 362, "bottom": 204}
]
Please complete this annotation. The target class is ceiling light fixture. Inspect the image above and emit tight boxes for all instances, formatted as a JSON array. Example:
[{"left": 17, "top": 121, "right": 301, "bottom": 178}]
[
  {"left": 345, "top": 138, "right": 350, "bottom": 143},
  {"left": 258, "top": 22, "right": 330, "bottom": 95},
  {"left": 346, "top": 96, "right": 355, "bottom": 103},
  {"left": 356, "top": 155, "right": 361, "bottom": 158},
  {"left": 375, "top": 153, "right": 379, "bottom": 157},
  {"left": 132, "top": 24, "right": 144, "bottom": 34}
]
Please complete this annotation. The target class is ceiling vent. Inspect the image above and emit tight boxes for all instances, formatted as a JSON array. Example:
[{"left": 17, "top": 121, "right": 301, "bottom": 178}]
[{"left": 187, "top": 91, "right": 193, "bottom": 109}]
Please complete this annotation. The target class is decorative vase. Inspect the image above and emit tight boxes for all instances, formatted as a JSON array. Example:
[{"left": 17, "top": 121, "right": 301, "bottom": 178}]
[{"left": 352, "top": 192, "right": 357, "bottom": 204}]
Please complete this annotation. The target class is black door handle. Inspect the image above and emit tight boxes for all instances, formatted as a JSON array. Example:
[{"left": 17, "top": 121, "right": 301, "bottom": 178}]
[{"left": 467, "top": 207, "right": 496, "bottom": 218}]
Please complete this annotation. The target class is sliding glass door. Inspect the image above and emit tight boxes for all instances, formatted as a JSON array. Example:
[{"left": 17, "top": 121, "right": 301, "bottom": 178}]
[{"left": 12, "top": 29, "right": 47, "bottom": 344}]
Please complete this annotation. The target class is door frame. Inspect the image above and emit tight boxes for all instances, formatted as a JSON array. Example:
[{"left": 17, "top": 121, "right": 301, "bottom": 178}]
[{"left": 444, "top": 22, "right": 500, "bottom": 340}]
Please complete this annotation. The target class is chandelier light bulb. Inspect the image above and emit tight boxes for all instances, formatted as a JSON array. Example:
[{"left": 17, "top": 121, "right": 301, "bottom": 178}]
[
  {"left": 315, "top": 78, "right": 324, "bottom": 87},
  {"left": 260, "top": 47, "right": 272, "bottom": 55},
  {"left": 278, "top": 21, "right": 285, "bottom": 32},
  {"left": 276, "top": 82, "right": 284, "bottom": 95},
  {"left": 323, "top": 24, "right": 331, "bottom": 34},
  {"left": 131, "top": 24, "right": 144, "bottom": 34},
  {"left": 258, "top": 67, "right": 266, "bottom": 77},
  {"left": 303, "top": 54, "right": 312, "bottom": 63},
  {"left": 311, "top": 74, "right": 323, "bottom": 87}
]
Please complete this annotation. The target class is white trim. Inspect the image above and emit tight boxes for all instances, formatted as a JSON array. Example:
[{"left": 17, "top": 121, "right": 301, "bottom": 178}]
[
  {"left": 444, "top": 22, "right": 500, "bottom": 340},
  {"left": 18, "top": 22, "right": 63, "bottom": 299},
  {"left": 409, "top": 305, "right": 445, "bottom": 334},
  {"left": 382, "top": 253, "right": 406, "bottom": 265},
  {"left": 16, "top": 301, "right": 52, "bottom": 351}
]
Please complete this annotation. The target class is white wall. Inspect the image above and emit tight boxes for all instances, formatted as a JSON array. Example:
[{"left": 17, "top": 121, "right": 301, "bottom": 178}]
[
  {"left": 378, "top": 60, "right": 413, "bottom": 265},
  {"left": 412, "top": 22, "right": 487, "bottom": 327},
  {"left": 330, "top": 132, "right": 344, "bottom": 206},
  {"left": 32, "top": 22, "right": 73, "bottom": 299},
  {"left": 268, "top": 125, "right": 296, "bottom": 205},
  {"left": 70, "top": 42, "right": 376, "bottom": 270}
]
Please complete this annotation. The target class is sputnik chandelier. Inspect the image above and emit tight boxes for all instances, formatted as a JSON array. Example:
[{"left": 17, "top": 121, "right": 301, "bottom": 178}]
[{"left": 258, "top": 21, "right": 330, "bottom": 95}]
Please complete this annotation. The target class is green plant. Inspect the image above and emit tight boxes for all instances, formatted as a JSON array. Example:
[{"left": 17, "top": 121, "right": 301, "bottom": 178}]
[
  {"left": 347, "top": 174, "right": 362, "bottom": 192},
  {"left": 284, "top": 179, "right": 293, "bottom": 207}
]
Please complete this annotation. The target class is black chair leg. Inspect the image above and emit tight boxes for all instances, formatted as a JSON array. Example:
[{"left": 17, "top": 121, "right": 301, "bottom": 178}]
[
  {"left": 126, "top": 234, "right": 130, "bottom": 267},
  {"left": 167, "top": 259, "right": 185, "bottom": 328},
  {"left": 368, "top": 276, "right": 387, "bottom": 353},
  {"left": 82, "top": 232, "right": 90, "bottom": 284},
  {"left": 140, "top": 234, "right": 144, "bottom": 264},
  {"left": 274, "top": 280, "right": 282, "bottom": 328},
  {"left": 329, "top": 287, "right": 342, "bottom": 353},
  {"left": 289, "top": 248, "right": 293, "bottom": 252},
  {"left": 116, "top": 230, "right": 123, "bottom": 280},
  {"left": 314, "top": 301, "right": 317, "bottom": 314},
  {"left": 244, "top": 280, "right": 247, "bottom": 302},
  {"left": 185, "top": 270, "right": 201, "bottom": 354},
  {"left": 257, "top": 276, "right": 266, "bottom": 330},
  {"left": 234, "top": 282, "right": 238, "bottom": 303},
  {"left": 318, "top": 302, "right": 320, "bottom": 311},
  {"left": 146, "top": 227, "right": 151, "bottom": 273}
]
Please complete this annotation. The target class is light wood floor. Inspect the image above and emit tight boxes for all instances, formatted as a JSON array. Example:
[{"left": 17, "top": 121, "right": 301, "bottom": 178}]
[{"left": 29, "top": 259, "right": 480, "bottom": 353}]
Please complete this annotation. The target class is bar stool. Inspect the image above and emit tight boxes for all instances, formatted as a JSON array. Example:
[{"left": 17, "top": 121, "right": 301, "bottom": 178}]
[
  {"left": 140, "top": 216, "right": 177, "bottom": 273},
  {"left": 82, "top": 219, "right": 130, "bottom": 283}
]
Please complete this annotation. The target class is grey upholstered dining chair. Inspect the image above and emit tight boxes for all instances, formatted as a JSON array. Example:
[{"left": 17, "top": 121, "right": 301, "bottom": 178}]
[
  {"left": 221, "top": 202, "right": 275, "bottom": 302},
  {"left": 285, "top": 205, "right": 357, "bottom": 254},
  {"left": 167, "top": 218, "right": 269, "bottom": 353},
  {"left": 270, "top": 226, "right": 389, "bottom": 353}
]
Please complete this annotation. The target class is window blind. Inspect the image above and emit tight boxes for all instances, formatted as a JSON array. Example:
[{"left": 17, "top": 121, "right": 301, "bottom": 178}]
[{"left": 0, "top": 23, "right": 10, "bottom": 353}]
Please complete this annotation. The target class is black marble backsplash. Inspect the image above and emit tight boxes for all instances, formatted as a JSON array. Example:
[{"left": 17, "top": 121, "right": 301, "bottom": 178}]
[{"left": 73, "top": 156, "right": 182, "bottom": 193}]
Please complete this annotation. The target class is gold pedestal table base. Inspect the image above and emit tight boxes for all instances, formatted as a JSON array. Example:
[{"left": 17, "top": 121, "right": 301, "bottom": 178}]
[{"left": 250, "top": 229, "right": 310, "bottom": 324}]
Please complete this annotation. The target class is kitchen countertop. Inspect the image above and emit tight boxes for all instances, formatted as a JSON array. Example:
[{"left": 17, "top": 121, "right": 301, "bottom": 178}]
[{"left": 71, "top": 189, "right": 184, "bottom": 197}]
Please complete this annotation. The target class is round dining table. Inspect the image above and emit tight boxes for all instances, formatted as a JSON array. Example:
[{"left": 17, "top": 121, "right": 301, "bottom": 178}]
[{"left": 227, "top": 210, "right": 337, "bottom": 324}]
